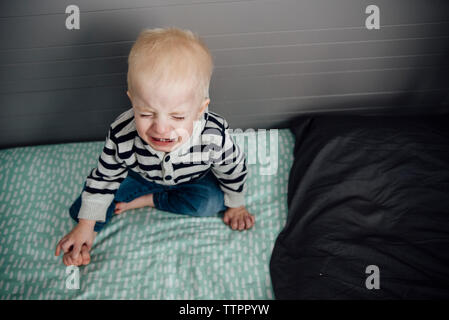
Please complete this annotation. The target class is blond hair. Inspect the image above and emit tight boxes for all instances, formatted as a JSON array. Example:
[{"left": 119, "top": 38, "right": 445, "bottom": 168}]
[{"left": 127, "top": 27, "right": 214, "bottom": 103}]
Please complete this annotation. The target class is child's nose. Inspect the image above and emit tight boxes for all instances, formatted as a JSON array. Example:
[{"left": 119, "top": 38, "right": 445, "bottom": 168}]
[{"left": 151, "top": 119, "right": 170, "bottom": 135}]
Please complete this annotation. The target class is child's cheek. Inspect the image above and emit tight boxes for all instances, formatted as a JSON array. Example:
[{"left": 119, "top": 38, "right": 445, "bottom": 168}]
[{"left": 174, "top": 122, "right": 193, "bottom": 140}]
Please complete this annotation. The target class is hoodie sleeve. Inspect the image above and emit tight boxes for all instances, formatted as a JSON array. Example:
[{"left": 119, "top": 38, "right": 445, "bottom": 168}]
[
  {"left": 77, "top": 126, "right": 129, "bottom": 222},
  {"left": 210, "top": 119, "right": 248, "bottom": 208}
]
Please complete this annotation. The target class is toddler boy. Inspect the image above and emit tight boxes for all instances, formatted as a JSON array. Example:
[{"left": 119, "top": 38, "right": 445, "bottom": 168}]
[{"left": 55, "top": 27, "right": 254, "bottom": 266}]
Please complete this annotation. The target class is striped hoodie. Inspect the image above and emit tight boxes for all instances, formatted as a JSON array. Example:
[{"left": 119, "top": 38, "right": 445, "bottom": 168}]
[{"left": 78, "top": 108, "right": 247, "bottom": 221}]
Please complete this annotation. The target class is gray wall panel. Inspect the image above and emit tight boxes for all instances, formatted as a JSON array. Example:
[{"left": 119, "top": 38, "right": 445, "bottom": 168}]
[
  {"left": 3, "top": 54, "right": 446, "bottom": 94},
  {"left": 2, "top": 1, "right": 449, "bottom": 49},
  {"left": 4, "top": 37, "right": 448, "bottom": 84},
  {"left": 1, "top": 87, "right": 128, "bottom": 116},
  {"left": 0, "top": 0, "right": 250, "bottom": 17},
  {"left": 3, "top": 21, "right": 449, "bottom": 65},
  {"left": 1, "top": 0, "right": 448, "bottom": 148}
]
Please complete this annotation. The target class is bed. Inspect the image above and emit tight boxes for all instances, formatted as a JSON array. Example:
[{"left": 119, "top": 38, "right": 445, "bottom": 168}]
[
  {"left": 1, "top": 112, "right": 449, "bottom": 300},
  {"left": 0, "top": 129, "right": 294, "bottom": 299},
  {"left": 270, "top": 113, "right": 449, "bottom": 299}
]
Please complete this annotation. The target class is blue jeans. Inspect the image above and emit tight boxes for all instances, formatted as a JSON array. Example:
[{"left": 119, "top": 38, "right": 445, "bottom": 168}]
[{"left": 69, "top": 169, "right": 227, "bottom": 232}]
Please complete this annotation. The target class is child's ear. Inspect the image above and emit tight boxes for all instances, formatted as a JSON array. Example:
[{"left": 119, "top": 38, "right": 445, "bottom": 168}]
[
  {"left": 199, "top": 98, "right": 210, "bottom": 115},
  {"left": 126, "top": 90, "right": 132, "bottom": 100}
]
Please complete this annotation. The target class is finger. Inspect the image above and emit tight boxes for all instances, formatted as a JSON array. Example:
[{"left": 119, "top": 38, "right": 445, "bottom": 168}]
[
  {"left": 84, "top": 241, "right": 93, "bottom": 251},
  {"left": 55, "top": 236, "right": 68, "bottom": 256},
  {"left": 55, "top": 243, "right": 61, "bottom": 256},
  {"left": 63, "top": 254, "right": 71, "bottom": 266},
  {"left": 61, "top": 239, "right": 74, "bottom": 254},
  {"left": 68, "top": 251, "right": 80, "bottom": 266},
  {"left": 73, "top": 253, "right": 82, "bottom": 266},
  {"left": 70, "top": 255, "right": 79, "bottom": 267},
  {"left": 81, "top": 245, "right": 91, "bottom": 265},
  {"left": 71, "top": 243, "right": 82, "bottom": 260},
  {"left": 65, "top": 254, "right": 73, "bottom": 266}
]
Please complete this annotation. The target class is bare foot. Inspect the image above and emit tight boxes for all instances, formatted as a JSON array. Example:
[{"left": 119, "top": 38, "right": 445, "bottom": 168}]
[
  {"left": 114, "top": 194, "right": 154, "bottom": 215},
  {"left": 223, "top": 206, "right": 255, "bottom": 231}
]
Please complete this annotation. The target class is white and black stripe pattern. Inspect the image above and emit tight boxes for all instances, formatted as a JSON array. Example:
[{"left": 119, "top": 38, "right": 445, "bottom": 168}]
[{"left": 78, "top": 108, "right": 247, "bottom": 222}]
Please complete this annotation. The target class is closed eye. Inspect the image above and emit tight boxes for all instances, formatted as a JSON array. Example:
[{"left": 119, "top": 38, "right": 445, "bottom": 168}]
[{"left": 139, "top": 114, "right": 184, "bottom": 120}]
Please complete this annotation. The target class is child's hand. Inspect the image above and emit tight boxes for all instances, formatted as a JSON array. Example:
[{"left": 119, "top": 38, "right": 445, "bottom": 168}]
[
  {"left": 55, "top": 219, "right": 96, "bottom": 263},
  {"left": 223, "top": 206, "right": 255, "bottom": 231}
]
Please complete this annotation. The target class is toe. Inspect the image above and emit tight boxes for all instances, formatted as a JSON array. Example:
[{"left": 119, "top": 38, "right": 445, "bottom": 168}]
[
  {"left": 238, "top": 218, "right": 245, "bottom": 231},
  {"left": 223, "top": 213, "right": 230, "bottom": 225},
  {"left": 248, "top": 214, "right": 255, "bottom": 226},
  {"left": 245, "top": 216, "right": 253, "bottom": 229},
  {"left": 114, "top": 203, "right": 123, "bottom": 214},
  {"left": 231, "top": 218, "right": 239, "bottom": 230}
]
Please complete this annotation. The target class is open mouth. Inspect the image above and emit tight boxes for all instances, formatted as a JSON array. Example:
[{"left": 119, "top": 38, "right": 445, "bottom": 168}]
[
  {"left": 152, "top": 137, "right": 176, "bottom": 142},
  {"left": 150, "top": 136, "right": 179, "bottom": 146}
]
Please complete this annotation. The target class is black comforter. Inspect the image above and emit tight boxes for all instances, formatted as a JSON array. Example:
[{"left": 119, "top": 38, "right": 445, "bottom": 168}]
[{"left": 270, "top": 114, "right": 449, "bottom": 299}]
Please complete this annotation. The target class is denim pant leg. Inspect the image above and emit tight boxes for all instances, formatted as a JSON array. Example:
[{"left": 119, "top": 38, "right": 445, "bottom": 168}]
[
  {"left": 153, "top": 170, "right": 227, "bottom": 217},
  {"left": 69, "top": 170, "right": 165, "bottom": 232},
  {"left": 69, "top": 170, "right": 227, "bottom": 231}
]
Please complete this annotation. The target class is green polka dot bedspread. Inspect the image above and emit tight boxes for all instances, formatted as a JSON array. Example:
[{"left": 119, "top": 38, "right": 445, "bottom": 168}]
[{"left": 0, "top": 129, "right": 294, "bottom": 299}]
